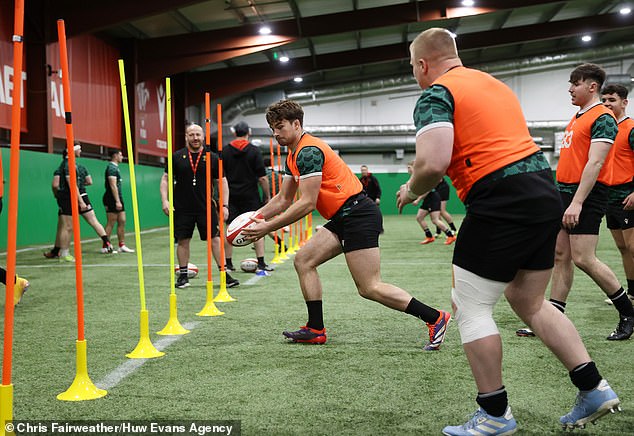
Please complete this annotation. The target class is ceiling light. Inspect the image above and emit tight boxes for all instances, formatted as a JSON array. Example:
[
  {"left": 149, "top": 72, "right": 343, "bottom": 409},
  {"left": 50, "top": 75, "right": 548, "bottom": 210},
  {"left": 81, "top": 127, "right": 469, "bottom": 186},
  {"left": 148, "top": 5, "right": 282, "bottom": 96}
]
[
  {"left": 619, "top": 6, "right": 632, "bottom": 15},
  {"left": 462, "top": 0, "right": 475, "bottom": 6},
  {"left": 581, "top": 35, "right": 592, "bottom": 42},
  {"left": 259, "top": 26, "right": 272, "bottom": 35},
  {"left": 279, "top": 55, "right": 290, "bottom": 63},
  {"left": 293, "top": 77, "right": 303, "bottom": 83}
]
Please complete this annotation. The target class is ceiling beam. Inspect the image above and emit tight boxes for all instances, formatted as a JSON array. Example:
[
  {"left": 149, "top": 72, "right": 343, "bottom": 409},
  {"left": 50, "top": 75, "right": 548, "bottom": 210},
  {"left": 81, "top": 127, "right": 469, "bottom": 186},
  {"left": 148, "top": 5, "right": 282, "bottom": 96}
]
[
  {"left": 135, "top": 0, "right": 563, "bottom": 80},
  {"left": 44, "top": 0, "right": 204, "bottom": 41},
  {"left": 184, "top": 10, "right": 634, "bottom": 101}
]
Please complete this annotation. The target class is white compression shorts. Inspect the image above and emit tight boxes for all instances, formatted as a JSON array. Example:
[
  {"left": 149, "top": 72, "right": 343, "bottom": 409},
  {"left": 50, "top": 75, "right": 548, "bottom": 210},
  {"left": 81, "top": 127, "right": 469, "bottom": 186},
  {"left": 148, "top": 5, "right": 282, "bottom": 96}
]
[{"left": 451, "top": 264, "right": 509, "bottom": 344}]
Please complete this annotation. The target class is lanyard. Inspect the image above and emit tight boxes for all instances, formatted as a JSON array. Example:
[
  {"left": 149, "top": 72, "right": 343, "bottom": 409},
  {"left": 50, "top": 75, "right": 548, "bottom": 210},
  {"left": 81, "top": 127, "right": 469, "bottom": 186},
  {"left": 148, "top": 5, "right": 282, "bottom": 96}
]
[{"left": 188, "top": 150, "right": 203, "bottom": 186}]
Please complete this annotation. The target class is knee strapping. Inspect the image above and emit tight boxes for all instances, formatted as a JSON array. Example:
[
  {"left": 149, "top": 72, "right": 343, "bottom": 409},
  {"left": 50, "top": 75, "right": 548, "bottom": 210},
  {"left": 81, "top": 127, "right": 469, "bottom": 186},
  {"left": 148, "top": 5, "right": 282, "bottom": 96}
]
[{"left": 452, "top": 265, "right": 508, "bottom": 344}]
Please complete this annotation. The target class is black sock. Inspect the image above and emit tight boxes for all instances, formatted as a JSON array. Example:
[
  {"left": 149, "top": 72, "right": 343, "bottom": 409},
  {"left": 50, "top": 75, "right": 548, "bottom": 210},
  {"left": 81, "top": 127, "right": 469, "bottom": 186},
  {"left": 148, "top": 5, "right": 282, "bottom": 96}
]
[
  {"left": 476, "top": 386, "right": 508, "bottom": 417},
  {"left": 444, "top": 229, "right": 453, "bottom": 237},
  {"left": 101, "top": 235, "right": 110, "bottom": 246},
  {"left": 306, "top": 300, "right": 324, "bottom": 330},
  {"left": 627, "top": 279, "right": 634, "bottom": 296},
  {"left": 435, "top": 226, "right": 441, "bottom": 235},
  {"left": 0, "top": 267, "right": 6, "bottom": 285},
  {"left": 569, "top": 362, "right": 601, "bottom": 391},
  {"left": 449, "top": 222, "right": 457, "bottom": 232},
  {"left": 257, "top": 256, "right": 265, "bottom": 267},
  {"left": 549, "top": 298, "right": 566, "bottom": 313},
  {"left": 607, "top": 288, "right": 634, "bottom": 317},
  {"left": 405, "top": 298, "right": 440, "bottom": 324},
  {"left": 424, "top": 229, "right": 433, "bottom": 238},
  {"left": 179, "top": 266, "right": 188, "bottom": 279},
  {"left": 225, "top": 258, "right": 233, "bottom": 269},
  {"left": 51, "top": 246, "right": 60, "bottom": 256}
]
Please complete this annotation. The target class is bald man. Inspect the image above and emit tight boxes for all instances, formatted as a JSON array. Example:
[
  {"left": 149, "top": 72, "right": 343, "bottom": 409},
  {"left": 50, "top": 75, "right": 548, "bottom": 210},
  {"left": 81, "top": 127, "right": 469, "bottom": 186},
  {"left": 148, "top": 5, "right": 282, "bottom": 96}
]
[
  {"left": 160, "top": 123, "right": 239, "bottom": 289},
  {"left": 397, "top": 28, "right": 620, "bottom": 434}
]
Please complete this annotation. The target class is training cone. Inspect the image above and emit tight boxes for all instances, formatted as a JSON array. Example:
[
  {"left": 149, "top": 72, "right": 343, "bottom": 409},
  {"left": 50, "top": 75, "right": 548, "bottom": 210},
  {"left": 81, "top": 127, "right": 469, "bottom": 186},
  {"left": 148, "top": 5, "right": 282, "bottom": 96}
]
[
  {"left": 279, "top": 239, "right": 289, "bottom": 260},
  {"left": 158, "top": 294, "right": 190, "bottom": 335},
  {"left": 57, "top": 340, "right": 107, "bottom": 401},
  {"left": 127, "top": 310, "right": 164, "bottom": 358},
  {"left": 271, "top": 242, "right": 281, "bottom": 264},
  {"left": 197, "top": 281, "right": 225, "bottom": 316},
  {"left": 0, "top": 384, "right": 14, "bottom": 436},
  {"left": 213, "top": 271, "right": 236, "bottom": 302}
]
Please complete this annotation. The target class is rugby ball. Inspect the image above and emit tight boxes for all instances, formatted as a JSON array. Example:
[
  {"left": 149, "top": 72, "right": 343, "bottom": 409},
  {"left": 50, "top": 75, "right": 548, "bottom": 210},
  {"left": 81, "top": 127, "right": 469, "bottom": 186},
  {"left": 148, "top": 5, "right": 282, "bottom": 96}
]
[
  {"left": 226, "top": 211, "right": 264, "bottom": 246},
  {"left": 174, "top": 262, "right": 199, "bottom": 279},
  {"left": 240, "top": 258, "right": 258, "bottom": 273}
]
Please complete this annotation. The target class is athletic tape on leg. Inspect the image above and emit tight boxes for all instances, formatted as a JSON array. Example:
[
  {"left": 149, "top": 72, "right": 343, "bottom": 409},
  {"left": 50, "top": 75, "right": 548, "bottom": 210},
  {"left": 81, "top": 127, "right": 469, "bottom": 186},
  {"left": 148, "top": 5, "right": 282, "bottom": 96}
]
[{"left": 452, "top": 265, "right": 508, "bottom": 344}]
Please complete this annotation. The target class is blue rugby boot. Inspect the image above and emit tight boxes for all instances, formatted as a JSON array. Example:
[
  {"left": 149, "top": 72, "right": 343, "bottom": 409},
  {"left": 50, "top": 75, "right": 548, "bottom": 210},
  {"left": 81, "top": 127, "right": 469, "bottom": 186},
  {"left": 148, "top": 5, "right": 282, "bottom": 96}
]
[
  {"left": 443, "top": 407, "right": 517, "bottom": 435},
  {"left": 560, "top": 379, "right": 621, "bottom": 430}
]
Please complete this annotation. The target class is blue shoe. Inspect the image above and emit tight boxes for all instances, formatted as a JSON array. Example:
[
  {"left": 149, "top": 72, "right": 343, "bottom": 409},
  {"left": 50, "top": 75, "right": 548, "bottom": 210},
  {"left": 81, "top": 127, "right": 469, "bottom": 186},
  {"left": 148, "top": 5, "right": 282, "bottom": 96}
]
[
  {"left": 560, "top": 379, "right": 621, "bottom": 430},
  {"left": 443, "top": 407, "right": 517, "bottom": 435},
  {"left": 424, "top": 310, "right": 451, "bottom": 351}
]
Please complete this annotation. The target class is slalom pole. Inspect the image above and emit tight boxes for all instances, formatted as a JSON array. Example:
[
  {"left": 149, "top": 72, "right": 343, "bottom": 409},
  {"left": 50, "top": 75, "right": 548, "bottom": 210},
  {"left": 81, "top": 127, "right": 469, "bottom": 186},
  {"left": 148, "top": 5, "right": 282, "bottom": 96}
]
[
  {"left": 299, "top": 208, "right": 305, "bottom": 247},
  {"left": 269, "top": 139, "right": 281, "bottom": 264},
  {"left": 1, "top": 0, "right": 24, "bottom": 429},
  {"left": 286, "top": 203, "right": 296, "bottom": 256},
  {"left": 118, "top": 60, "right": 164, "bottom": 358},
  {"left": 307, "top": 213, "right": 313, "bottom": 240},
  {"left": 213, "top": 104, "right": 236, "bottom": 302},
  {"left": 56, "top": 19, "right": 106, "bottom": 402},
  {"left": 158, "top": 77, "right": 190, "bottom": 335},
  {"left": 277, "top": 143, "right": 289, "bottom": 260},
  {"left": 197, "top": 92, "right": 223, "bottom": 316},
  {"left": 293, "top": 200, "right": 301, "bottom": 252}
]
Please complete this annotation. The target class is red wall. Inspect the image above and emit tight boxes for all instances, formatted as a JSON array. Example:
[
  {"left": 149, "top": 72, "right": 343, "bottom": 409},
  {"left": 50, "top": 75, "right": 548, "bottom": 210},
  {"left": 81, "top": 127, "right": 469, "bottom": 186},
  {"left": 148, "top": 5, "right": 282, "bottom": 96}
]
[{"left": 47, "top": 34, "right": 121, "bottom": 148}]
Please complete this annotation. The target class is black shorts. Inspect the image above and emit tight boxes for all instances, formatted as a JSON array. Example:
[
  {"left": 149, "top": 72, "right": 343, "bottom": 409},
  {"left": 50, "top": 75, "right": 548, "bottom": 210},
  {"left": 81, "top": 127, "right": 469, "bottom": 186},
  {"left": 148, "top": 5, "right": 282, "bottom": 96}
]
[
  {"left": 436, "top": 181, "right": 450, "bottom": 202},
  {"left": 455, "top": 164, "right": 562, "bottom": 282},
  {"left": 419, "top": 191, "right": 441, "bottom": 212},
  {"left": 606, "top": 202, "right": 634, "bottom": 230},
  {"left": 453, "top": 214, "right": 560, "bottom": 282},
  {"left": 174, "top": 209, "right": 220, "bottom": 241},
  {"left": 57, "top": 194, "right": 93, "bottom": 216},
  {"left": 559, "top": 183, "right": 608, "bottom": 235},
  {"left": 227, "top": 194, "right": 262, "bottom": 224},
  {"left": 323, "top": 193, "right": 382, "bottom": 253},
  {"left": 103, "top": 194, "right": 125, "bottom": 213}
]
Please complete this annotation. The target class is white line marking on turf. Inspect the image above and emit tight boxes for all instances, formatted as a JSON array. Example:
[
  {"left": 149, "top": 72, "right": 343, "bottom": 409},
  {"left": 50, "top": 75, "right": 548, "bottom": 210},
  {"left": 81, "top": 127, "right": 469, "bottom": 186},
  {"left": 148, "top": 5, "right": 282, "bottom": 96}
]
[
  {"left": 96, "top": 321, "right": 200, "bottom": 391},
  {"left": 244, "top": 273, "right": 267, "bottom": 285}
]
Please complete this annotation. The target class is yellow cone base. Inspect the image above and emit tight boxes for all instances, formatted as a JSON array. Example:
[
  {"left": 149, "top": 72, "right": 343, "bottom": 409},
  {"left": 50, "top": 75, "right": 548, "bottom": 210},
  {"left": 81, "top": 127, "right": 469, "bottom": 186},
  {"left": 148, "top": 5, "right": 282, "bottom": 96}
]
[
  {"left": 57, "top": 340, "right": 107, "bottom": 401},
  {"left": 271, "top": 244, "right": 281, "bottom": 264},
  {"left": 127, "top": 309, "right": 164, "bottom": 358},
  {"left": 197, "top": 281, "right": 224, "bottom": 316},
  {"left": 0, "top": 384, "right": 14, "bottom": 436},
  {"left": 279, "top": 242, "right": 289, "bottom": 260},
  {"left": 213, "top": 272, "right": 236, "bottom": 302},
  {"left": 157, "top": 294, "right": 190, "bottom": 335}
]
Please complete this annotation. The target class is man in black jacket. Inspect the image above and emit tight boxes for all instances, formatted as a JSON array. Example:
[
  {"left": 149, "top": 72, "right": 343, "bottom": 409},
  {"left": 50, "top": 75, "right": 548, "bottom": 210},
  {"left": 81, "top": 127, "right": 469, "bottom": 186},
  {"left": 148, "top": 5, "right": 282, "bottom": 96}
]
[
  {"left": 223, "top": 121, "right": 272, "bottom": 273},
  {"left": 359, "top": 165, "right": 381, "bottom": 206}
]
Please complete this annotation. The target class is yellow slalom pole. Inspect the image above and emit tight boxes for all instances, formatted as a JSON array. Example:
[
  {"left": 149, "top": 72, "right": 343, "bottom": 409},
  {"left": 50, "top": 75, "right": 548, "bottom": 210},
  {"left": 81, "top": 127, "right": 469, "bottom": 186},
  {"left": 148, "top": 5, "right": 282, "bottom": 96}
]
[
  {"left": 118, "top": 60, "right": 165, "bottom": 357},
  {"left": 158, "top": 77, "right": 190, "bottom": 335}
]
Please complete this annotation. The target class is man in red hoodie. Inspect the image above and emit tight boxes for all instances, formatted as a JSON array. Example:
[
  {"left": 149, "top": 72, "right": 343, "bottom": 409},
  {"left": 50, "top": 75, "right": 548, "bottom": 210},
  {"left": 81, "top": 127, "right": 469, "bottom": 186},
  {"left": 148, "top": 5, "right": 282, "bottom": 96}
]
[{"left": 223, "top": 121, "right": 272, "bottom": 273}]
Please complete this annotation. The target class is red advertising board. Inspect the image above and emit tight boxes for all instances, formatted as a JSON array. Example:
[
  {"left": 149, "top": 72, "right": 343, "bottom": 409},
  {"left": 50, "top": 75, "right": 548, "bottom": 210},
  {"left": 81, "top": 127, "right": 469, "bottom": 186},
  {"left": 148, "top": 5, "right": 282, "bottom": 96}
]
[
  {"left": 135, "top": 78, "right": 169, "bottom": 157},
  {"left": 47, "top": 34, "right": 121, "bottom": 147},
  {"left": 0, "top": 2, "right": 27, "bottom": 131}
]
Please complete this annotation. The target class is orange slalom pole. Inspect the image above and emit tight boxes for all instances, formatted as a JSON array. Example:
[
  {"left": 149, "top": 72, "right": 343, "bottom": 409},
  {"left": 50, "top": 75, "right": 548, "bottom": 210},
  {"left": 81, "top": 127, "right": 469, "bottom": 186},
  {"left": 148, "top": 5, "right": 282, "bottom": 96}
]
[
  {"left": 269, "top": 139, "right": 281, "bottom": 263},
  {"left": 58, "top": 19, "right": 85, "bottom": 343},
  {"left": 276, "top": 142, "right": 288, "bottom": 260},
  {"left": 205, "top": 94, "right": 214, "bottom": 284},
  {"left": 1, "top": 0, "right": 24, "bottom": 388},
  {"left": 56, "top": 19, "right": 106, "bottom": 402},
  {"left": 1, "top": 1, "right": 25, "bottom": 427},
  {"left": 197, "top": 93, "right": 223, "bottom": 316},
  {"left": 214, "top": 104, "right": 235, "bottom": 302}
]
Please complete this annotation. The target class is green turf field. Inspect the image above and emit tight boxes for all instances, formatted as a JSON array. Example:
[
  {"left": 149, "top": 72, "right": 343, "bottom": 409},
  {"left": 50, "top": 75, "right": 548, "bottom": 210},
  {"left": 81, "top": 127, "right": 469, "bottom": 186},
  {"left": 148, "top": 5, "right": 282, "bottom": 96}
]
[{"left": 2, "top": 215, "right": 632, "bottom": 435}]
